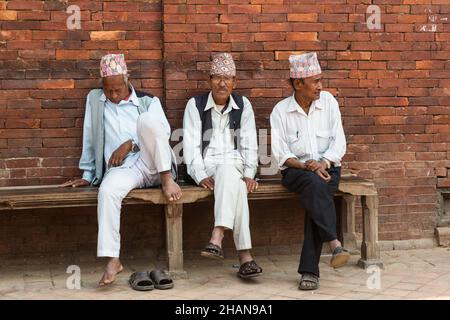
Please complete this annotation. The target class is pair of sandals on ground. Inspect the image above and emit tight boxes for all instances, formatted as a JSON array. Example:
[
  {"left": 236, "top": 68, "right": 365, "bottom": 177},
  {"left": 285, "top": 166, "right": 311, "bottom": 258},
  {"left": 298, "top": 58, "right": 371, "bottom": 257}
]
[
  {"left": 201, "top": 243, "right": 263, "bottom": 279},
  {"left": 129, "top": 269, "right": 174, "bottom": 291},
  {"left": 203, "top": 243, "right": 350, "bottom": 290}
]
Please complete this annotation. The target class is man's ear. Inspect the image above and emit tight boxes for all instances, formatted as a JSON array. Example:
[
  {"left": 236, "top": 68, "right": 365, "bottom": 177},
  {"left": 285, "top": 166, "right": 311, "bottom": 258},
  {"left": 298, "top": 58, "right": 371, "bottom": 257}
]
[
  {"left": 292, "top": 78, "right": 303, "bottom": 90},
  {"left": 232, "top": 78, "right": 237, "bottom": 90}
]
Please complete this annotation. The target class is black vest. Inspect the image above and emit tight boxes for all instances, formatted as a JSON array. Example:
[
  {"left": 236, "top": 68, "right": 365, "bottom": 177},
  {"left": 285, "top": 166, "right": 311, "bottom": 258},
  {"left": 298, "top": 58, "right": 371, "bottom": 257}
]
[{"left": 193, "top": 92, "right": 245, "bottom": 156}]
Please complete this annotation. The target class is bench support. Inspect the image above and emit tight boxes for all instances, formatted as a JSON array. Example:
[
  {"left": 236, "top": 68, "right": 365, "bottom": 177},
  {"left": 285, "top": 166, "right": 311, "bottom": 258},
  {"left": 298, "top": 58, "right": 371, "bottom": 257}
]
[
  {"left": 358, "top": 195, "right": 383, "bottom": 269},
  {"left": 164, "top": 203, "right": 187, "bottom": 279},
  {"left": 341, "top": 195, "right": 358, "bottom": 252}
]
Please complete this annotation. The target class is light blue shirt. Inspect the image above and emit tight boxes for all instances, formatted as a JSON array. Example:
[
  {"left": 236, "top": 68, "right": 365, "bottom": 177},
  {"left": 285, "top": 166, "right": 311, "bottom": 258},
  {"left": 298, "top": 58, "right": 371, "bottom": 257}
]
[
  {"left": 81, "top": 87, "right": 142, "bottom": 182},
  {"left": 102, "top": 88, "right": 141, "bottom": 171}
]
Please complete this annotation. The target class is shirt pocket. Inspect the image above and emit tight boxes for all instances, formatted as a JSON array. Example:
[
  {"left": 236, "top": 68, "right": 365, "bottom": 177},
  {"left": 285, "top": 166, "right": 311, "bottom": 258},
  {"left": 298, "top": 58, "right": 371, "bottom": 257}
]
[
  {"left": 286, "top": 132, "right": 305, "bottom": 157},
  {"left": 316, "top": 129, "right": 332, "bottom": 153}
]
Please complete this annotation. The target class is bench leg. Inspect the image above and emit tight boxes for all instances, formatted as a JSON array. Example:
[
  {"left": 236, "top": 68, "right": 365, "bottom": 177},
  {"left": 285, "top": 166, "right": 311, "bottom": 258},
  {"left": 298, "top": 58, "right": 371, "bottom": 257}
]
[
  {"left": 358, "top": 195, "right": 383, "bottom": 269},
  {"left": 164, "top": 203, "right": 187, "bottom": 279},
  {"left": 341, "top": 195, "right": 358, "bottom": 252}
]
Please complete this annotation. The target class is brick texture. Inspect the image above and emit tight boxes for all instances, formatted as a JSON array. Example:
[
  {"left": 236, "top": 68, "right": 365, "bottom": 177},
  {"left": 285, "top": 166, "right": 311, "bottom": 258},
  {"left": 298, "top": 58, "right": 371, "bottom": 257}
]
[
  {"left": 1, "top": 0, "right": 449, "bottom": 247},
  {"left": 0, "top": 0, "right": 163, "bottom": 188}
]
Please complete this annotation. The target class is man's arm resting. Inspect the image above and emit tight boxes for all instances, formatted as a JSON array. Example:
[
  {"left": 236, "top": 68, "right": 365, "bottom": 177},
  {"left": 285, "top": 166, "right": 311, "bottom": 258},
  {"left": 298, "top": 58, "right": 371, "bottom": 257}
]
[{"left": 283, "top": 158, "right": 306, "bottom": 170}]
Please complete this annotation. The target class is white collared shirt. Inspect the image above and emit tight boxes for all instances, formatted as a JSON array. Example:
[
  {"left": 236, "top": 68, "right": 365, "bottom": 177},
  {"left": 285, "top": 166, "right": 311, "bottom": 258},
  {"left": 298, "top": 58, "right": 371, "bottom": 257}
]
[
  {"left": 270, "top": 91, "right": 346, "bottom": 170},
  {"left": 183, "top": 92, "right": 258, "bottom": 184}
]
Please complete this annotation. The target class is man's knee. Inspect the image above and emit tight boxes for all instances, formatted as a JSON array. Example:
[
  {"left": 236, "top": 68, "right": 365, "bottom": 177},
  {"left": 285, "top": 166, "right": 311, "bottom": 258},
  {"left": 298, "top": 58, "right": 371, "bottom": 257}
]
[
  {"left": 137, "top": 112, "right": 165, "bottom": 137},
  {"left": 98, "top": 179, "right": 128, "bottom": 202},
  {"left": 214, "top": 164, "right": 242, "bottom": 185},
  {"left": 308, "top": 175, "right": 328, "bottom": 194}
]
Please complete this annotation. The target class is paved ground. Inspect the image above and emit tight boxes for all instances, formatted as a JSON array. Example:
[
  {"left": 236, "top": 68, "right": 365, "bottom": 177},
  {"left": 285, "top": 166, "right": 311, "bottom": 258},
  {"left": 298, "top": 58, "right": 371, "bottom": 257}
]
[{"left": 1, "top": 247, "right": 450, "bottom": 300}]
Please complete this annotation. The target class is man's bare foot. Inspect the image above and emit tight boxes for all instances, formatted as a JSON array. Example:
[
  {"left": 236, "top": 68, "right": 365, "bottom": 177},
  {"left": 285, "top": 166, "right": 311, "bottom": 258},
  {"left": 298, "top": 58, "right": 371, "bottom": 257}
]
[
  {"left": 329, "top": 239, "right": 341, "bottom": 252},
  {"left": 98, "top": 257, "right": 124, "bottom": 287},
  {"left": 160, "top": 172, "right": 182, "bottom": 201}
]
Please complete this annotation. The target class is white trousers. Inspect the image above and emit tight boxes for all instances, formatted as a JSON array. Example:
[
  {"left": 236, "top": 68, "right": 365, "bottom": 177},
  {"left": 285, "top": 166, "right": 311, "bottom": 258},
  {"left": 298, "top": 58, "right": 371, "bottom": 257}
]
[
  {"left": 205, "top": 161, "right": 252, "bottom": 251},
  {"left": 97, "top": 112, "right": 174, "bottom": 258}
]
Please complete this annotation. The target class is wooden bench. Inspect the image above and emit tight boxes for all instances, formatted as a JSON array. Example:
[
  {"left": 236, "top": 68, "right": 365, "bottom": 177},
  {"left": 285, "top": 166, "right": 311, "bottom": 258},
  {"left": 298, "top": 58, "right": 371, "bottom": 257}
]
[{"left": 0, "top": 175, "right": 382, "bottom": 277}]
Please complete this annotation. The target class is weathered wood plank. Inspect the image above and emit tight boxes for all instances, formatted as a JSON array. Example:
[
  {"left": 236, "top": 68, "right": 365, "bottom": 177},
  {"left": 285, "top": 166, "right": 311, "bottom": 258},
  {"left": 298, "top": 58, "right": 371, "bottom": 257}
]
[{"left": 0, "top": 176, "right": 376, "bottom": 210}]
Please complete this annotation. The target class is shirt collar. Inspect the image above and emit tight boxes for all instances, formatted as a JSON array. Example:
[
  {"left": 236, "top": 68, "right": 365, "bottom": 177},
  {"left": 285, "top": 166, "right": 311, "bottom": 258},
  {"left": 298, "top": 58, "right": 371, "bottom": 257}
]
[
  {"left": 100, "top": 85, "right": 139, "bottom": 107},
  {"left": 287, "top": 93, "right": 323, "bottom": 114},
  {"left": 204, "top": 91, "right": 240, "bottom": 112}
]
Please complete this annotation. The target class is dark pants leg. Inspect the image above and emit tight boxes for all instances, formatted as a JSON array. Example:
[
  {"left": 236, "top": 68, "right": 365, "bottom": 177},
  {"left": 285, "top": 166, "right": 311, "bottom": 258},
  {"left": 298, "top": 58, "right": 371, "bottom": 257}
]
[{"left": 281, "top": 166, "right": 341, "bottom": 277}]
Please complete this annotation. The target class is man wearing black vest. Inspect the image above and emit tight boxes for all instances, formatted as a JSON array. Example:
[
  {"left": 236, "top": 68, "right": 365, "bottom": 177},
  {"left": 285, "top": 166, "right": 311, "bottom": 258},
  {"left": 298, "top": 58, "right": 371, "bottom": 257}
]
[{"left": 183, "top": 53, "right": 262, "bottom": 278}]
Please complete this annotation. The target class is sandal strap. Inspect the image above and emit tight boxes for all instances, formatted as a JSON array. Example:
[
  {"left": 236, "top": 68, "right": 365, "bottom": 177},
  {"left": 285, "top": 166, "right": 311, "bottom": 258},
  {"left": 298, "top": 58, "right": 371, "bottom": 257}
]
[
  {"left": 129, "top": 271, "right": 152, "bottom": 286},
  {"left": 239, "top": 260, "right": 262, "bottom": 275},
  {"left": 150, "top": 269, "right": 172, "bottom": 285},
  {"left": 204, "top": 243, "right": 223, "bottom": 255},
  {"left": 301, "top": 273, "right": 319, "bottom": 284}
]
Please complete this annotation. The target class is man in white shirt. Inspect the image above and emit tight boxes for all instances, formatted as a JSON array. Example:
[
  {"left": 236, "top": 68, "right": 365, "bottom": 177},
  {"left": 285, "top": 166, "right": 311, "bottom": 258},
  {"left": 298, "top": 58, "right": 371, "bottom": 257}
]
[
  {"left": 183, "top": 53, "right": 262, "bottom": 278},
  {"left": 270, "top": 52, "right": 349, "bottom": 290},
  {"left": 61, "top": 54, "right": 181, "bottom": 286}
]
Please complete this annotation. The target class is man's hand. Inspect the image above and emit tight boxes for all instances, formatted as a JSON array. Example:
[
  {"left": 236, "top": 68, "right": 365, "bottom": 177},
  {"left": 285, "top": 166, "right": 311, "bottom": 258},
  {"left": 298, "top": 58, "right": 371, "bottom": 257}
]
[
  {"left": 60, "top": 178, "right": 90, "bottom": 188},
  {"left": 108, "top": 140, "right": 132, "bottom": 169},
  {"left": 242, "top": 177, "right": 258, "bottom": 193},
  {"left": 199, "top": 177, "right": 215, "bottom": 191},
  {"left": 315, "top": 167, "right": 331, "bottom": 183},
  {"left": 305, "top": 159, "right": 324, "bottom": 172}
]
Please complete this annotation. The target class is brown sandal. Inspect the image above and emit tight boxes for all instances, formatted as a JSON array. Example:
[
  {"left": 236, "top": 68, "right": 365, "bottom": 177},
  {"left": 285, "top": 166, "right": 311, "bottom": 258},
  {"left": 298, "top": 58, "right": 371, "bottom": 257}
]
[
  {"left": 330, "top": 246, "right": 350, "bottom": 268},
  {"left": 299, "top": 273, "right": 319, "bottom": 290},
  {"left": 200, "top": 243, "right": 224, "bottom": 260},
  {"left": 237, "top": 260, "right": 263, "bottom": 279}
]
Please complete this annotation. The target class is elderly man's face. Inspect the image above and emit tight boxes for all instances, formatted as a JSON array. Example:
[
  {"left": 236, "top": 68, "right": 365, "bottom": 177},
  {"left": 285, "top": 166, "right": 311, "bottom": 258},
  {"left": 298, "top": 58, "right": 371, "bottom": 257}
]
[
  {"left": 292, "top": 75, "right": 323, "bottom": 101},
  {"left": 102, "top": 75, "right": 130, "bottom": 104},
  {"left": 210, "top": 75, "right": 236, "bottom": 104}
]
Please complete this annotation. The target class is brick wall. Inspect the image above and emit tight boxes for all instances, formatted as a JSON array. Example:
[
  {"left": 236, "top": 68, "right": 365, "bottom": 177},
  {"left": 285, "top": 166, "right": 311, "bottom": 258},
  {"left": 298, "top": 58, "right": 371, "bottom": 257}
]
[
  {"left": 0, "top": 0, "right": 163, "bottom": 185},
  {"left": 1, "top": 0, "right": 449, "bottom": 248}
]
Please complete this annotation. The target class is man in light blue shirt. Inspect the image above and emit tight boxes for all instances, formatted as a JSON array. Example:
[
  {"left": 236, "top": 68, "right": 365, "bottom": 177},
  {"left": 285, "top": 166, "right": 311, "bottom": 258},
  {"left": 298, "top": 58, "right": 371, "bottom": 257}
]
[{"left": 61, "top": 54, "right": 181, "bottom": 286}]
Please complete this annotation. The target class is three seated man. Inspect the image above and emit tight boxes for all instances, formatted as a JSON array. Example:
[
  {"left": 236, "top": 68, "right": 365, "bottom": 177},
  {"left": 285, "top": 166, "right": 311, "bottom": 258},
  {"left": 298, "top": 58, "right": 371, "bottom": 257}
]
[{"left": 62, "top": 51, "right": 349, "bottom": 290}]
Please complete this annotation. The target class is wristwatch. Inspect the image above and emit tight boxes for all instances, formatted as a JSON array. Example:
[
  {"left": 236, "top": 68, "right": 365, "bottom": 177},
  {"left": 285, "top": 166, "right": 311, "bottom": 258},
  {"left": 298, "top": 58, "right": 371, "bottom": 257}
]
[{"left": 131, "top": 141, "right": 139, "bottom": 153}]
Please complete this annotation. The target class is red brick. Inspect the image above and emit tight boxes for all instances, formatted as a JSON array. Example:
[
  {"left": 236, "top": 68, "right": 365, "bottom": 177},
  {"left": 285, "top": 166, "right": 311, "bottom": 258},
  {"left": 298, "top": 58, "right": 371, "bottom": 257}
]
[
  {"left": 287, "top": 13, "right": 318, "bottom": 22},
  {"left": 228, "top": 4, "right": 261, "bottom": 14},
  {"left": 286, "top": 32, "right": 317, "bottom": 41},
  {"left": 260, "top": 22, "right": 291, "bottom": 32},
  {"left": 219, "top": 14, "right": 251, "bottom": 24},
  {"left": 104, "top": 2, "right": 140, "bottom": 12},
  {"left": 55, "top": 50, "right": 90, "bottom": 60},
  {"left": 90, "top": 31, "right": 126, "bottom": 41},
  {"left": 37, "top": 80, "right": 75, "bottom": 90},
  {"left": 7, "top": 1, "right": 43, "bottom": 10}
]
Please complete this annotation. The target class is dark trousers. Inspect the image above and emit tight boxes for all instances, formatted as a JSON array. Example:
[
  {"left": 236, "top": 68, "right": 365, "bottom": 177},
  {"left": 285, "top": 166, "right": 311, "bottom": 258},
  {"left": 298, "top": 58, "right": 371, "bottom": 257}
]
[{"left": 281, "top": 166, "right": 341, "bottom": 277}]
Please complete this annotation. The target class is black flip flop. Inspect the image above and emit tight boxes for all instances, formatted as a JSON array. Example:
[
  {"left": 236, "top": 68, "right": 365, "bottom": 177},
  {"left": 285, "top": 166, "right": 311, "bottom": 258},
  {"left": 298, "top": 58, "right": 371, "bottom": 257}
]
[
  {"left": 150, "top": 269, "right": 174, "bottom": 290},
  {"left": 129, "top": 271, "right": 154, "bottom": 291}
]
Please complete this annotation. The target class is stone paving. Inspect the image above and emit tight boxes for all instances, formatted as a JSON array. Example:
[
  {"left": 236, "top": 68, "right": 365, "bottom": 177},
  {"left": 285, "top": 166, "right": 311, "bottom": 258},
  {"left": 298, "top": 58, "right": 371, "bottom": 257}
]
[{"left": 1, "top": 247, "right": 450, "bottom": 300}]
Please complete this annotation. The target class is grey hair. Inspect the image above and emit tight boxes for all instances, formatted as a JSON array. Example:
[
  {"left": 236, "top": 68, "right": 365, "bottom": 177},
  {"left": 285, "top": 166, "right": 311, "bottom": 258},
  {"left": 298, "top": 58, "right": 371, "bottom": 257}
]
[{"left": 101, "top": 74, "right": 129, "bottom": 86}]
